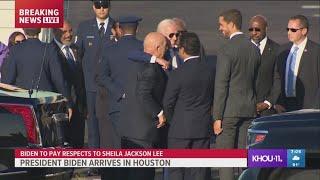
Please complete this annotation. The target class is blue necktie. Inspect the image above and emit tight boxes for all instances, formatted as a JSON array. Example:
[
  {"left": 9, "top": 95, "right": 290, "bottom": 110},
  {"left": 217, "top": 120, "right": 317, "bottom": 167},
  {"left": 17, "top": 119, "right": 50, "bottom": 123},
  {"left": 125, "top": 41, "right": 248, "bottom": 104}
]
[
  {"left": 287, "top": 46, "right": 299, "bottom": 97},
  {"left": 64, "top": 46, "right": 76, "bottom": 71}
]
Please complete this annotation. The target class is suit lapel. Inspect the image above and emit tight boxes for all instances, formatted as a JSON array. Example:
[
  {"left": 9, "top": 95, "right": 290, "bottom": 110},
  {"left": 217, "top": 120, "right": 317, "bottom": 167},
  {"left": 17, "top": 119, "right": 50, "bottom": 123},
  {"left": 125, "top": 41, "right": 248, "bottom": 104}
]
[
  {"left": 91, "top": 19, "right": 99, "bottom": 39},
  {"left": 52, "top": 41, "right": 68, "bottom": 64},
  {"left": 104, "top": 18, "right": 114, "bottom": 41},
  {"left": 280, "top": 48, "right": 291, "bottom": 79},
  {"left": 262, "top": 39, "right": 272, "bottom": 57},
  {"left": 297, "top": 40, "right": 310, "bottom": 76}
]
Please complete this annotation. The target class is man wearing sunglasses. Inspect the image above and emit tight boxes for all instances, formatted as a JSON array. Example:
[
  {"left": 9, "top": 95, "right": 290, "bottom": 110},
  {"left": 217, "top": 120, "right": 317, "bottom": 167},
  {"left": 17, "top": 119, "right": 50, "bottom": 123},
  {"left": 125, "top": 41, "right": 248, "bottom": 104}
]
[
  {"left": 272, "top": 15, "right": 320, "bottom": 112},
  {"left": 248, "top": 15, "right": 280, "bottom": 117},
  {"left": 75, "top": 0, "right": 115, "bottom": 151},
  {"left": 128, "top": 19, "right": 184, "bottom": 71}
]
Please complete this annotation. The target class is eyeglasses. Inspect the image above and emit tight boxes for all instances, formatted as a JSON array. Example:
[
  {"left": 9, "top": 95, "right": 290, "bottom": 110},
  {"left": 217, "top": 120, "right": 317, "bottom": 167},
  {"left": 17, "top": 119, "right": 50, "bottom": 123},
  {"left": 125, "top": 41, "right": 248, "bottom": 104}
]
[
  {"left": 94, "top": 4, "right": 109, "bottom": 9},
  {"left": 248, "top": 28, "right": 261, "bottom": 32},
  {"left": 286, "top": 27, "right": 303, "bottom": 32},
  {"left": 168, "top": 32, "right": 180, "bottom": 39}
]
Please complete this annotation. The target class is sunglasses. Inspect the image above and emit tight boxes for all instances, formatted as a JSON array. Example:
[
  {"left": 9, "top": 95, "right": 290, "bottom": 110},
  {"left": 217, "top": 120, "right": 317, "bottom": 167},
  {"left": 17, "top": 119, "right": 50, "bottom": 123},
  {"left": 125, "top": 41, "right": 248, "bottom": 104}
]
[
  {"left": 94, "top": 4, "right": 109, "bottom": 9},
  {"left": 248, "top": 28, "right": 261, "bottom": 32},
  {"left": 286, "top": 28, "right": 303, "bottom": 32},
  {"left": 168, "top": 32, "right": 180, "bottom": 39}
]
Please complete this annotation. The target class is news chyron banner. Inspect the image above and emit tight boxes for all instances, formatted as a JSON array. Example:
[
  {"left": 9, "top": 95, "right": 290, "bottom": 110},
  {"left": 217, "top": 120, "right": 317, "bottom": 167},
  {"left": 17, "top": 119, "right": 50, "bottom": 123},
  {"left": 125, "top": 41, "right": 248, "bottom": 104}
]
[
  {"left": 14, "top": 149, "right": 305, "bottom": 168},
  {"left": 15, "top": 0, "right": 63, "bottom": 28}
]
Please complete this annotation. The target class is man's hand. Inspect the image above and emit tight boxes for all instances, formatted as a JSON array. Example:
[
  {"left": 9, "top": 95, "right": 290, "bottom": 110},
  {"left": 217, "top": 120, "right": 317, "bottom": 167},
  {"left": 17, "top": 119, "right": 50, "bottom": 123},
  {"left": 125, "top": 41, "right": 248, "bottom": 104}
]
[
  {"left": 156, "top": 58, "right": 170, "bottom": 70},
  {"left": 157, "top": 114, "right": 166, "bottom": 128},
  {"left": 274, "top": 104, "right": 286, "bottom": 113},
  {"left": 213, "top": 120, "right": 223, "bottom": 135},
  {"left": 256, "top": 102, "right": 269, "bottom": 113},
  {"left": 68, "top": 108, "right": 73, "bottom": 122}
]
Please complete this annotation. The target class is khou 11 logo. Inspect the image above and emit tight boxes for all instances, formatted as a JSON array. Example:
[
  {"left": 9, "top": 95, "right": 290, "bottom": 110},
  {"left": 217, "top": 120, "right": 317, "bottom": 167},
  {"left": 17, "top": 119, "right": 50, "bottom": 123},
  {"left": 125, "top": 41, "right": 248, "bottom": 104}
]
[
  {"left": 248, "top": 149, "right": 305, "bottom": 168},
  {"left": 248, "top": 149, "right": 287, "bottom": 167}
]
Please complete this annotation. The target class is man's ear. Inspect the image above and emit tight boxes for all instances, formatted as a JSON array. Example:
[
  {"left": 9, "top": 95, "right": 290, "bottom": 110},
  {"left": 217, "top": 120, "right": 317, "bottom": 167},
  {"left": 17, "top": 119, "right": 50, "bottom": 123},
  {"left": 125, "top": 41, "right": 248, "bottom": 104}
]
[{"left": 302, "top": 28, "right": 308, "bottom": 36}]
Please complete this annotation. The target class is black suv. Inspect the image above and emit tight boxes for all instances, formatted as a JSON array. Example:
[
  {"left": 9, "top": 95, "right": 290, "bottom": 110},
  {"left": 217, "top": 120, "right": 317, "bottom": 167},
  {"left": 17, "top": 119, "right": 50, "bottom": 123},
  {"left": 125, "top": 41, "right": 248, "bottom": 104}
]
[
  {"left": 0, "top": 83, "right": 73, "bottom": 179},
  {"left": 239, "top": 109, "right": 320, "bottom": 180}
]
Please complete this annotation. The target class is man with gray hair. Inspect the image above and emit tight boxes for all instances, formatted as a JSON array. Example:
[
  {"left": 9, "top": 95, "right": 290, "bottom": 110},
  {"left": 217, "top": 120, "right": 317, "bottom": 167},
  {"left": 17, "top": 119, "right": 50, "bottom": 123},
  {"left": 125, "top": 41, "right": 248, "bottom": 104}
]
[
  {"left": 128, "top": 18, "right": 184, "bottom": 70},
  {"left": 52, "top": 20, "right": 86, "bottom": 148},
  {"left": 172, "top": 17, "right": 187, "bottom": 32}
]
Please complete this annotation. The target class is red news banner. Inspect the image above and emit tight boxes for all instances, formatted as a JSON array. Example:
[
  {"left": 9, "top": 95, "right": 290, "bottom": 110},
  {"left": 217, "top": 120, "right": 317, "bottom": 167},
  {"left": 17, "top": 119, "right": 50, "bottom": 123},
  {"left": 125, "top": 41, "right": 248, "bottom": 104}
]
[
  {"left": 15, "top": 149, "right": 247, "bottom": 168},
  {"left": 15, "top": 0, "right": 63, "bottom": 28}
]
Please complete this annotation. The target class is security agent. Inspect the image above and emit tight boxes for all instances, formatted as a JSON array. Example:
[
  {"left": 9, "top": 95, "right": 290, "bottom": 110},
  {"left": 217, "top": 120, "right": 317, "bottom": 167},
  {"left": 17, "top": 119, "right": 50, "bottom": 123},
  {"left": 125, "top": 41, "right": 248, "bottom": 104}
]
[
  {"left": 96, "top": 16, "right": 144, "bottom": 180},
  {"left": 75, "top": 0, "right": 115, "bottom": 149}
]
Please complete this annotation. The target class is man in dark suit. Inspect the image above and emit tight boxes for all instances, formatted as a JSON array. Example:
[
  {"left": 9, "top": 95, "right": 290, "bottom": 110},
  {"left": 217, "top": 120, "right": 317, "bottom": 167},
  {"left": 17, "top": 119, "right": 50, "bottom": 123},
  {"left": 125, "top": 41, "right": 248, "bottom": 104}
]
[
  {"left": 52, "top": 20, "right": 86, "bottom": 148},
  {"left": 119, "top": 32, "right": 168, "bottom": 180},
  {"left": 75, "top": 0, "right": 115, "bottom": 148},
  {"left": 213, "top": 9, "right": 261, "bottom": 180},
  {"left": 273, "top": 15, "right": 320, "bottom": 112},
  {"left": 248, "top": 15, "right": 280, "bottom": 116},
  {"left": 1, "top": 28, "right": 68, "bottom": 99},
  {"left": 163, "top": 32, "right": 214, "bottom": 180}
]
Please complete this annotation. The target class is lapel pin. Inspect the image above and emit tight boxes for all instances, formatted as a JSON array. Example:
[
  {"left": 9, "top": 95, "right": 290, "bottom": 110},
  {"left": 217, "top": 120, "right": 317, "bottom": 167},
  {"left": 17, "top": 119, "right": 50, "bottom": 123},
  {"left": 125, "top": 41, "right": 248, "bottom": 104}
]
[{"left": 304, "top": 49, "right": 307, "bottom": 52}]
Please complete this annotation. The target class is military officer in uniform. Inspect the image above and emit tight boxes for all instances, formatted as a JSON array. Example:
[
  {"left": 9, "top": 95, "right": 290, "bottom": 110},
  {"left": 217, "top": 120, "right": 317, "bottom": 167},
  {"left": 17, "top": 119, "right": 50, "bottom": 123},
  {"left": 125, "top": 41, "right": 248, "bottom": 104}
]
[
  {"left": 75, "top": 0, "right": 115, "bottom": 149},
  {"left": 96, "top": 16, "right": 143, "bottom": 180}
]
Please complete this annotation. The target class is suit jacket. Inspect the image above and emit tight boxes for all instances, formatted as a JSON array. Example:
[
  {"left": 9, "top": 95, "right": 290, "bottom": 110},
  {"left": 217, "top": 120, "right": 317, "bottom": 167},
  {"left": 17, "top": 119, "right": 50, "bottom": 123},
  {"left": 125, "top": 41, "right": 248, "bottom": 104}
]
[
  {"left": 274, "top": 39, "right": 320, "bottom": 109},
  {"left": 96, "top": 35, "right": 143, "bottom": 114},
  {"left": 255, "top": 38, "right": 280, "bottom": 116},
  {"left": 213, "top": 34, "right": 261, "bottom": 120},
  {"left": 163, "top": 57, "right": 215, "bottom": 139},
  {"left": 1, "top": 38, "right": 68, "bottom": 98},
  {"left": 50, "top": 41, "right": 86, "bottom": 113},
  {"left": 120, "top": 62, "right": 167, "bottom": 142},
  {"left": 75, "top": 17, "right": 115, "bottom": 92},
  {"left": 128, "top": 48, "right": 183, "bottom": 70},
  {"left": 256, "top": 38, "right": 280, "bottom": 103}
]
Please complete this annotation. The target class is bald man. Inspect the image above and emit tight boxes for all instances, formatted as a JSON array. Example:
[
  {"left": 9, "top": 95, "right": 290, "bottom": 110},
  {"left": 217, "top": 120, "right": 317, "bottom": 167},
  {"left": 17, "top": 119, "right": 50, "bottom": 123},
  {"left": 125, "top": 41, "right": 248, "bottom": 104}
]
[
  {"left": 249, "top": 15, "right": 280, "bottom": 116},
  {"left": 119, "top": 32, "right": 168, "bottom": 180}
]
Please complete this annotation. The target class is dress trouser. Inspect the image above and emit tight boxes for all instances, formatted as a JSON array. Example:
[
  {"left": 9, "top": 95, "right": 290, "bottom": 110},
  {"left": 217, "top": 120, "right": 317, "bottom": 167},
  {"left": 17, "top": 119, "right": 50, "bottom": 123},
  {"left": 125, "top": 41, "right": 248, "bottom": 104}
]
[
  {"left": 167, "top": 138, "right": 211, "bottom": 180},
  {"left": 67, "top": 105, "right": 85, "bottom": 148},
  {"left": 86, "top": 91, "right": 100, "bottom": 148},
  {"left": 100, "top": 112, "right": 124, "bottom": 180},
  {"left": 215, "top": 117, "right": 252, "bottom": 180},
  {"left": 121, "top": 137, "right": 155, "bottom": 180},
  {"left": 96, "top": 87, "right": 111, "bottom": 148}
]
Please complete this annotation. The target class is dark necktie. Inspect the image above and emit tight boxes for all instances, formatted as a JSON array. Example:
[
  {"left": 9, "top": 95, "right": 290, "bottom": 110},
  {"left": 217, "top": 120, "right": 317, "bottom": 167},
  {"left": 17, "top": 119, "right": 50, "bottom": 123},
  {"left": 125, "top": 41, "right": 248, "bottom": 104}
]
[
  {"left": 256, "top": 42, "right": 261, "bottom": 54},
  {"left": 99, "top": 22, "right": 105, "bottom": 38},
  {"left": 64, "top": 46, "right": 76, "bottom": 71}
]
